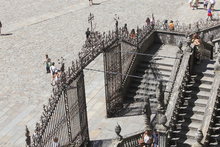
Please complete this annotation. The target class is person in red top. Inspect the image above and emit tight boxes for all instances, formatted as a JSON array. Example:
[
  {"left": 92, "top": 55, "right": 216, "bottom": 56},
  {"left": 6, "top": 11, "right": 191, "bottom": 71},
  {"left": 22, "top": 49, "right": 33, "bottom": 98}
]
[
  {"left": 207, "top": 9, "right": 213, "bottom": 21},
  {"left": 130, "top": 29, "right": 136, "bottom": 38}
]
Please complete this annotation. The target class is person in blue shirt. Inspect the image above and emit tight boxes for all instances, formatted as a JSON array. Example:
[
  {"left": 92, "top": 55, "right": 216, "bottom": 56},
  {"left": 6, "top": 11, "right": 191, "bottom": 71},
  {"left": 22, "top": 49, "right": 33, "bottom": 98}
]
[{"left": 152, "top": 130, "right": 159, "bottom": 147}]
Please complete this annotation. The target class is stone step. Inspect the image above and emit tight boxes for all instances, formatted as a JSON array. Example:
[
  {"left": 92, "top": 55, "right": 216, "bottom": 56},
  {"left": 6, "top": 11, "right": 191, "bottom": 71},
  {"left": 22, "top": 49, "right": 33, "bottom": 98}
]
[
  {"left": 209, "top": 126, "right": 220, "bottom": 131},
  {"left": 133, "top": 76, "right": 170, "bottom": 84},
  {"left": 209, "top": 142, "right": 219, "bottom": 146},
  {"left": 195, "top": 70, "right": 215, "bottom": 78},
  {"left": 172, "top": 129, "right": 197, "bottom": 140},
  {"left": 178, "top": 113, "right": 203, "bottom": 123},
  {"left": 189, "top": 83, "right": 212, "bottom": 92},
  {"left": 122, "top": 101, "right": 158, "bottom": 114},
  {"left": 139, "top": 63, "right": 173, "bottom": 72},
  {"left": 130, "top": 83, "right": 157, "bottom": 90},
  {"left": 176, "top": 121, "right": 201, "bottom": 132},
  {"left": 194, "top": 76, "right": 214, "bottom": 85},
  {"left": 180, "top": 105, "right": 205, "bottom": 115},
  {"left": 136, "top": 68, "right": 171, "bottom": 77},
  {"left": 214, "top": 123, "right": 220, "bottom": 127},
  {"left": 184, "top": 90, "right": 210, "bottom": 100},
  {"left": 143, "top": 60, "right": 174, "bottom": 68},
  {"left": 127, "top": 92, "right": 156, "bottom": 99},
  {"left": 131, "top": 79, "right": 159, "bottom": 87},
  {"left": 133, "top": 95, "right": 158, "bottom": 101},
  {"left": 184, "top": 98, "right": 208, "bottom": 107},
  {"left": 170, "top": 137, "right": 194, "bottom": 147},
  {"left": 183, "top": 138, "right": 197, "bottom": 146},
  {"left": 129, "top": 87, "right": 157, "bottom": 95}
]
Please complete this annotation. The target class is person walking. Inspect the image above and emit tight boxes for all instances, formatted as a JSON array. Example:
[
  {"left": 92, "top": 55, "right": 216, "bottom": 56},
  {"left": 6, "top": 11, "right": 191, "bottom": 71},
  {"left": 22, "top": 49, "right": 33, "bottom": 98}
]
[
  {"left": 146, "top": 17, "right": 151, "bottom": 26},
  {"left": 0, "top": 21, "right": 2, "bottom": 35},
  {"left": 192, "top": 33, "right": 203, "bottom": 64},
  {"left": 89, "top": 0, "right": 93, "bottom": 6},
  {"left": 210, "top": 0, "right": 216, "bottom": 10},
  {"left": 163, "top": 20, "right": 168, "bottom": 30},
  {"left": 192, "top": 0, "right": 199, "bottom": 10},
  {"left": 130, "top": 29, "right": 136, "bottom": 38},
  {"left": 150, "top": 14, "right": 155, "bottom": 29},
  {"left": 207, "top": 8, "right": 213, "bottom": 20},
  {"left": 204, "top": 0, "right": 209, "bottom": 9},
  {"left": 44, "top": 54, "right": 51, "bottom": 73},
  {"left": 152, "top": 130, "right": 159, "bottom": 147},
  {"left": 168, "top": 20, "right": 175, "bottom": 31},
  {"left": 85, "top": 28, "right": 91, "bottom": 39},
  {"left": 138, "top": 130, "right": 153, "bottom": 147},
  {"left": 50, "top": 62, "right": 57, "bottom": 77},
  {"left": 188, "top": 0, "right": 193, "bottom": 8},
  {"left": 123, "top": 23, "right": 128, "bottom": 35}
]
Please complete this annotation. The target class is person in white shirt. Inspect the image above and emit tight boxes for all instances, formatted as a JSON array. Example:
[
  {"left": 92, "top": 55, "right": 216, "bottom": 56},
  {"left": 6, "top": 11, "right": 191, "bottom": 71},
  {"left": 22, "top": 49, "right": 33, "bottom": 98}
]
[
  {"left": 50, "top": 62, "right": 57, "bottom": 76},
  {"left": 210, "top": 0, "right": 216, "bottom": 10},
  {"left": 51, "top": 137, "right": 60, "bottom": 147}
]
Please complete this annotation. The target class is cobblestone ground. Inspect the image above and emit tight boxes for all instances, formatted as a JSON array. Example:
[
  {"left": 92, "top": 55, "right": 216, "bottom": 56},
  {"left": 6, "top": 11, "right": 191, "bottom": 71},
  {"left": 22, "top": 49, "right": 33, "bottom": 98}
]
[{"left": 1, "top": 0, "right": 220, "bottom": 146}]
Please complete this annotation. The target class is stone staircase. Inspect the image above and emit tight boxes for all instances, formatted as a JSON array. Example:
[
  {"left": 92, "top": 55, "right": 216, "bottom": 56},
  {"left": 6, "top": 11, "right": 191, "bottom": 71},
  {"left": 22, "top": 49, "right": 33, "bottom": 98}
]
[
  {"left": 124, "top": 44, "right": 179, "bottom": 115},
  {"left": 170, "top": 60, "right": 215, "bottom": 146}
]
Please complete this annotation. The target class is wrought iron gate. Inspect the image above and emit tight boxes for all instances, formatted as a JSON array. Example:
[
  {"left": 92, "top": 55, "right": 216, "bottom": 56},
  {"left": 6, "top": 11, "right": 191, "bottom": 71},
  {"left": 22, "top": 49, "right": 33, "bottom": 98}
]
[
  {"left": 103, "top": 43, "right": 123, "bottom": 117},
  {"left": 31, "top": 71, "right": 89, "bottom": 147}
]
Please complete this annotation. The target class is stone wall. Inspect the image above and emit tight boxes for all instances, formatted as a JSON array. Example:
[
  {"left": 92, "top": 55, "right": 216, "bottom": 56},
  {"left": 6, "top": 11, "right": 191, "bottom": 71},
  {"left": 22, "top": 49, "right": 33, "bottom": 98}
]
[{"left": 155, "top": 31, "right": 186, "bottom": 46}]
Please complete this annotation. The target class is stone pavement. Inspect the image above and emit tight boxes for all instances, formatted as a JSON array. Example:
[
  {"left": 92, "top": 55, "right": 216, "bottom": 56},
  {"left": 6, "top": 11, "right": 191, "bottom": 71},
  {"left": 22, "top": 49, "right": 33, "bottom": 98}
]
[{"left": 1, "top": 0, "right": 220, "bottom": 146}]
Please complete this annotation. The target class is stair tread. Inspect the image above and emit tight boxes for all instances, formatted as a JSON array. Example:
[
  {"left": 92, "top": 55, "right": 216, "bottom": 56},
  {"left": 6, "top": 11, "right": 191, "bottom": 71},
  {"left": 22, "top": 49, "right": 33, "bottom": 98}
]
[
  {"left": 195, "top": 70, "right": 215, "bottom": 76},
  {"left": 144, "top": 60, "right": 174, "bottom": 67},
  {"left": 173, "top": 129, "right": 197, "bottom": 137},
  {"left": 137, "top": 68, "right": 172, "bottom": 77},
  {"left": 139, "top": 63, "right": 173, "bottom": 71},
  {"left": 180, "top": 105, "right": 206, "bottom": 113},
  {"left": 171, "top": 137, "right": 196, "bottom": 145},
  {"left": 178, "top": 113, "right": 204, "bottom": 121},
  {"left": 128, "top": 93, "right": 156, "bottom": 99},
  {"left": 192, "top": 98, "right": 209, "bottom": 104},
  {"left": 186, "top": 90, "right": 210, "bottom": 97},
  {"left": 183, "top": 138, "right": 197, "bottom": 145},
  {"left": 176, "top": 121, "right": 202, "bottom": 129},
  {"left": 133, "top": 75, "right": 170, "bottom": 82},
  {"left": 195, "top": 76, "right": 214, "bottom": 82},
  {"left": 190, "top": 83, "right": 212, "bottom": 90}
]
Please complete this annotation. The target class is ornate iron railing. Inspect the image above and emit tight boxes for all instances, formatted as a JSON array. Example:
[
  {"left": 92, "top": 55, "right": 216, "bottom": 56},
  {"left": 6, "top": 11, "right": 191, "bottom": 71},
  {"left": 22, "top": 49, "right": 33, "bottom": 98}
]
[
  {"left": 28, "top": 30, "right": 119, "bottom": 147},
  {"left": 27, "top": 18, "right": 220, "bottom": 146}
]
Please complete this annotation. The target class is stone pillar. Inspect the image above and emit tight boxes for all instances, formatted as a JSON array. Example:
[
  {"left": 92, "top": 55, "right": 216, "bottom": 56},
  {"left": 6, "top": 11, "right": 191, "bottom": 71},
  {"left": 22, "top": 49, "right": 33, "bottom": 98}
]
[
  {"left": 115, "top": 123, "right": 123, "bottom": 141},
  {"left": 155, "top": 80, "right": 168, "bottom": 147},
  {"left": 192, "top": 129, "right": 203, "bottom": 147},
  {"left": 143, "top": 97, "right": 152, "bottom": 131},
  {"left": 156, "top": 114, "right": 168, "bottom": 147},
  {"left": 207, "top": 35, "right": 214, "bottom": 60}
]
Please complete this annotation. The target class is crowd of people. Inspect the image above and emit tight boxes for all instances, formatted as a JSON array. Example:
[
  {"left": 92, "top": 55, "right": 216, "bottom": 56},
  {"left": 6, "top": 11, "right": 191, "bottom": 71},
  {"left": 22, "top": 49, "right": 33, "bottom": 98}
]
[
  {"left": 44, "top": 54, "right": 62, "bottom": 85},
  {"left": 189, "top": 0, "right": 217, "bottom": 20},
  {"left": 138, "top": 130, "right": 159, "bottom": 147}
]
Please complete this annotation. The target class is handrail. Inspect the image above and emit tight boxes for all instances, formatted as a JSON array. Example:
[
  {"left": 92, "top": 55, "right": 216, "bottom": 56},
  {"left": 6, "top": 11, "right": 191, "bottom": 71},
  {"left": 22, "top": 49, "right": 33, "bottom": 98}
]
[
  {"left": 165, "top": 50, "right": 192, "bottom": 126},
  {"left": 201, "top": 69, "right": 220, "bottom": 144},
  {"left": 164, "top": 52, "right": 183, "bottom": 106}
]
